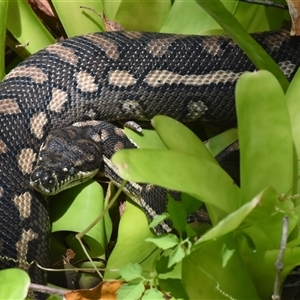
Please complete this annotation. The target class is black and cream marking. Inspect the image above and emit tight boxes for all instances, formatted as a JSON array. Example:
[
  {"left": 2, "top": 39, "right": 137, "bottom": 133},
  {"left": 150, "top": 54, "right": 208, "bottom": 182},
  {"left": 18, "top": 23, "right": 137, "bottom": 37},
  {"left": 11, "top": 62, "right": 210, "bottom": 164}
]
[{"left": 0, "top": 30, "right": 300, "bottom": 292}]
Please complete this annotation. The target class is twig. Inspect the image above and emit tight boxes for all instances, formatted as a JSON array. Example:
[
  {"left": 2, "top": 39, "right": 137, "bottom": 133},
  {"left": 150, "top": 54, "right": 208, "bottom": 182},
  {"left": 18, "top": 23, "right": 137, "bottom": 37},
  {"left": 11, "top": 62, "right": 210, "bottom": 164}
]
[
  {"left": 272, "top": 215, "right": 289, "bottom": 300},
  {"left": 239, "top": 0, "right": 288, "bottom": 10},
  {"left": 29, "top": 283, "right": 68, "bottom": 296},
  {"left": 75, "top": 180, "right": 128, "bottom": 278},
  {"left": 15, "top": 41, "right": 30, "bottom": 48}
]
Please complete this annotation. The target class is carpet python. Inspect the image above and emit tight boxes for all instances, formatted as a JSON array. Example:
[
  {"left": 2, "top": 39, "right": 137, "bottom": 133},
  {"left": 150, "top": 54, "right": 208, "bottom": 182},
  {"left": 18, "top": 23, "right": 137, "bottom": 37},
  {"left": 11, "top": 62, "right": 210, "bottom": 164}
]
[{"left": 0, "top": 30, "right": 300, "bottom": 292}]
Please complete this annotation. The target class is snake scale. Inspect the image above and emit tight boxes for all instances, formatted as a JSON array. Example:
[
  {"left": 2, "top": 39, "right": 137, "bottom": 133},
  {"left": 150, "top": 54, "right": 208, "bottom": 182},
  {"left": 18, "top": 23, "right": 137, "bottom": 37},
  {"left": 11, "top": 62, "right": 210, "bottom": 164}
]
[{"left": 0, "top": 29, "right": 300, "bottom": 293}]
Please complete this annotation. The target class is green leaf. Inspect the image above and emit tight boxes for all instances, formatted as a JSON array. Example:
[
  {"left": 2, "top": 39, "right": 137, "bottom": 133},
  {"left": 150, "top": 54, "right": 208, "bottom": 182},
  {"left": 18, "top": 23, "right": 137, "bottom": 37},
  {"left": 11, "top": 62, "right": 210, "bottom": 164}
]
[
  {"left": 50, "top": 179, "right": 111, "bottom": 258},
  {"left": 167, "top": 195, "right": 187, "bottom": 234},
  {"left": 181, "top": 193, "right": 203, "bottom": 214},
  {"left": 104, "top": 200, "right": 159, "bottom": 280},
  {"left": 243, "top": 212, "right": 296, "bottom": 251},
  {"left": 161, "top": 0, "right": 284, "bottom": 34},
  {"left": 0, "top": 269, "right": 30, "bottom": 299},
  {"left": 183, "top": 235, "right": 260, "bottom": 299},
  {"left": 52, "top": 1, "right": 104, "bottom": 37},
  {"left": 197, "top": 187, "right": 277, "bottom": 244},
  {"left": 155, "top": 255, "right": 175, "bottom": 275},
  {"left": 152, "top": 115, "right": 216, "bottom": 162},
  {"left": 0, "top": 0, "right": 8, "bottom": 80},
  {"left": 158, "top": 278, "right": 189, "bottom": 300},
  {"left": 149, "top": 214, "right": 168, "bottom": 229},
  {"left": 146, "top": 234, "right": 179, "bottom": 250},
  {"left": 161, "top": 0, "right": 220, "bottom": 34},
  {"left": 221, "top": 242, "right": 235, "bottom": 268},
  {"left": 238, "top": 235, "right": 300, "bottom": 299},
  {"left": 118, "top": 263, "right": 143, "bottom": 281},
  {"left": 124, "top": 127, "right": 167, "bottom": 150},
  {"left": 117, "top": 282, "right": 145, "bottom": 300},
  {"left": 142, "top": 288, "right": 165, "bottom": 300},
  {"left": 168, "top": 245, "right": 186, "bottom": 268},
  {"left": 112, "top": 149, "right": 240, "bottom": 221},
  {"left": 205, "top": 128, "right": 238, "bottom": 157},
  {"left": 114, "top": 1, "right": 170, "bottom": 32},
  {"left": 7, "top": 0, "right": 55, "bottom": 55},
  {"left": 236, "top": 71, "right": 293, "bottom": 204},
  {"left": 286, "top": 68, "right": 300, "bottom": 194}
]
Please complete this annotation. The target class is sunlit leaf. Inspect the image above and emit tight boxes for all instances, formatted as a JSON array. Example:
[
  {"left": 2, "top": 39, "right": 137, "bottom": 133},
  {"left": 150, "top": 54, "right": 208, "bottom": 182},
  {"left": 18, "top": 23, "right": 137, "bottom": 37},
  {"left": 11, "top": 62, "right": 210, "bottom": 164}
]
[
  {"left": 236, "top": 71, "right": 293, "bottom": 204},
  {"left": 0, "top": 269, "right": 30, "bottom": 300}
]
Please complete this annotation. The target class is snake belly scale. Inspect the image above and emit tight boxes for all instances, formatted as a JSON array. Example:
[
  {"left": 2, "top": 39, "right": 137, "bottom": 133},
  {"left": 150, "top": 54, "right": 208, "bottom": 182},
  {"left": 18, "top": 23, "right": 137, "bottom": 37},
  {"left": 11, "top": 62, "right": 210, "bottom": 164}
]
[{"left": 0, "top": 30, "right": 300, "bottom": 287}]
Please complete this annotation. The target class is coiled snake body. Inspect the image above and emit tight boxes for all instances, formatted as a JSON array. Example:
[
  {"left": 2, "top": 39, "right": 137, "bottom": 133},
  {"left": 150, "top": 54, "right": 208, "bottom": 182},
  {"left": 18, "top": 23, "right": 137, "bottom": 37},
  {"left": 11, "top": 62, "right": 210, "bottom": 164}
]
[{"left": 0, "top": 30, "right": 300, "bottom": 288}]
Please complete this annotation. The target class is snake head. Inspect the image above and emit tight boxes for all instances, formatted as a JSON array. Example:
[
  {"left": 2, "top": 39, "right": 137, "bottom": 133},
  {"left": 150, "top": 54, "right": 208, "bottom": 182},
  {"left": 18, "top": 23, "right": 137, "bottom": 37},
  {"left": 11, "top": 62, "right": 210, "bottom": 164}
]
[{"left": 30, "top": 126, "right": 102, "bottom": 195}]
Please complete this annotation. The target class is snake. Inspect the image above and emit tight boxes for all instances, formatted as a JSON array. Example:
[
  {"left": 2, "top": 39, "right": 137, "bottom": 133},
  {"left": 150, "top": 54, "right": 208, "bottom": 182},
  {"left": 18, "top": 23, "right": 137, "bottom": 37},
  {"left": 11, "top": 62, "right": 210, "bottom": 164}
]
[{"left": 0, "top": 29, "right": 300, "bottom": 295}]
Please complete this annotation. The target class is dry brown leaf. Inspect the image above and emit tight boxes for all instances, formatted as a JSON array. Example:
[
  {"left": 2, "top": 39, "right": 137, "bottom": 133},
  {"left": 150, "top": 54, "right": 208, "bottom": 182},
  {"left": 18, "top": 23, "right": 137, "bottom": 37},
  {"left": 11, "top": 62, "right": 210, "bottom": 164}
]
[
  {"left": 102, "top": 12, "right": 124, "bottom": 32},
  {"left": 27, "top": 0, "right": 66, "bottom": 38},
  {"left": 286, "top": 0, "right": 300, "bottom": 35},
  {"left": 27, "top": 0, "right": 55, "bottom": 17},
  {"left": 80, "top": 6, "right": 124, "bottom": 32},
  {"left": 64, "top": 280, "right": 124, "bottom": 300},
  {"left": 64, "top": 248, "right": 76, "bottom": 264}
]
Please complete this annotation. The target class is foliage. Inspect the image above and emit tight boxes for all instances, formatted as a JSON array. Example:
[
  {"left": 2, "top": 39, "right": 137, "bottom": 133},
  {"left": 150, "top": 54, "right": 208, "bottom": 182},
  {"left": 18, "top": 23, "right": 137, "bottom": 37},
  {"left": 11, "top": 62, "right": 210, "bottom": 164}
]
[
  {"left": 0, "top": 269, "right": 30, "bottom": 299},
  {"left": 113, "top": 70, "right": 300, "bottom": 299}
]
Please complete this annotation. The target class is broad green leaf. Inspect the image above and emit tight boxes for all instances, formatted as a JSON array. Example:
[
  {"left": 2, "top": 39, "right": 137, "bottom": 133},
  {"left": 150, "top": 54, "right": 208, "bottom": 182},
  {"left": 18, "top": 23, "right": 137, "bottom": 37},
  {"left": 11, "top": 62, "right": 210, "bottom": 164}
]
[
  {"left": 158, "top": 278, "right": 189, "bottom": 300},
  {"left": 222, "top": 240, "right": 237, "bottom": 268},
  {"left": 142, "top": 288, "right": 165, "bottom": 300},
  {"left": 161, "top": 0, "right": 284, "bottom": 34},
  {"left": 205, "top": 128, "right": 238, "bottom": 157},
  {"left": 152, "top": 115, "right": 217, "bottom": 163},
  {"left": 155, "top": 255, "right": 175, "bottom": 275},
  {"left": 146, "top": 234, "right": 179, "bottom": 250},
  {"left": 232, "top": 1, "right": 285, "bottom": 32},
  {"left": 114, "top": 0, "right": 171, "bottom": 32},
  {"left": 168, "top": 245, "right": 186, "bottom": 268},
  {"left": 104, "top": 200, "right": 159, "bottom": 280},
  {"left": 149, "top": 214, "right": 168, "bottom": 228},
  {"left": 0, "top": 269, "right": 30, "bottom": 300},
  {"left": 112, "top": 149, "right": 239, "bottom": 219},
  {"left": 0, "top": 0, "right": 8, "bottom": 80},
  {"left": 242, "top": 186, "right": 277, "bottom": 225},
  {"left": 286, "top": 68, "right": 300, "bottom": 194},
  {"left": 7, "top": 0, "right": 55, "bottom": 55},
  {"left": 183, "top": 235, "right": 259, "bottom": 299},
  {"left": 161, "top": 0, "right": 221, "bottom": 34},
  {"left": 124, "top": 127, "right": 167, "bottom": 150},
  {"left": 195, "top": 0, "right": 289, "bottom": 91},
  {"left": 117, "top": 282, "right": 145, "bottom": 300},
  {"left": 238, "top": 236, "right": 300, "bottom": 299},
  {"left": 243, "top": 212, "right": 297, "bottom": 251},
  {"left": 167, "top": 196, "right": 187, "bottom": 234},
  {"left": 52, "top": 1, "right": 104, "bottom": 37},
  {"left": 181, "top": 193, "right": 204, "bottom": 214},
  {"left": 50, "top": 180, "right": 111, "bottom": 257},
  {"left": 118, "top": 263, "right": 143, "bottom": 281},
  {"left": 236, "top": 71, "right": 293, "bottom": 204},
  {"left": 197, "top": 187, "right": 277, "bottom": 244}
]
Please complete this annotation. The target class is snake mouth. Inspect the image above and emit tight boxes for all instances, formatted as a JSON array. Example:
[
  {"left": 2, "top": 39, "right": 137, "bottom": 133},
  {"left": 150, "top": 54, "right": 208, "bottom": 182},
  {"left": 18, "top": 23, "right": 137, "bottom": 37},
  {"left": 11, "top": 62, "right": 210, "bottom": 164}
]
[{"left": 30, "top": 169, "right": 99, "bottom": 195}]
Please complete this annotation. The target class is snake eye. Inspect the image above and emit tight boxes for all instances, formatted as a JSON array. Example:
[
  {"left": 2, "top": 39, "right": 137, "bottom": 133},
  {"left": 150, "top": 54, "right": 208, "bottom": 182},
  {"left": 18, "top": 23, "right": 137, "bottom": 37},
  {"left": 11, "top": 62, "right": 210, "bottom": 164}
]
[
  {"left": 68, "top": 167, "right": 75, "bottom": 176},
  {"left": 62, "top": 167, "right": 75, "bottom": 175}
]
